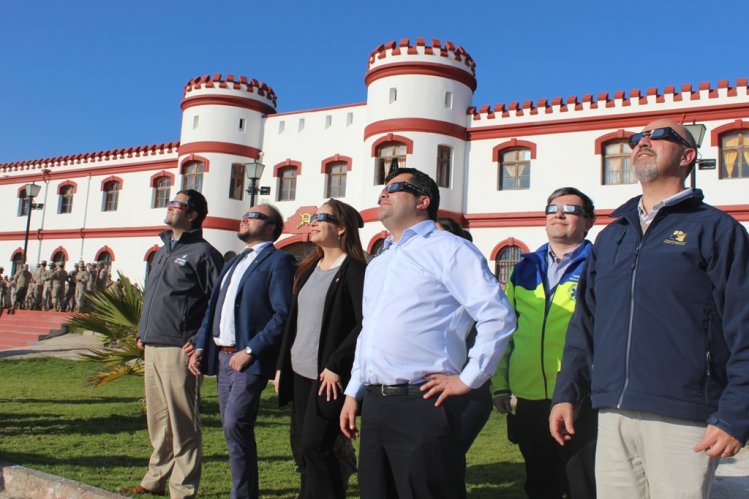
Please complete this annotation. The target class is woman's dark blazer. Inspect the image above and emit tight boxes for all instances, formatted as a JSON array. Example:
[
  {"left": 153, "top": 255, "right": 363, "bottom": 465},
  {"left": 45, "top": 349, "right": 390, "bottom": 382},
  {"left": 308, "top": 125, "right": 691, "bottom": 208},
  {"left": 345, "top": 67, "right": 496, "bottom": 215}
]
[{"left": 276, "top": 256, "right": 366, "bottom": 415}]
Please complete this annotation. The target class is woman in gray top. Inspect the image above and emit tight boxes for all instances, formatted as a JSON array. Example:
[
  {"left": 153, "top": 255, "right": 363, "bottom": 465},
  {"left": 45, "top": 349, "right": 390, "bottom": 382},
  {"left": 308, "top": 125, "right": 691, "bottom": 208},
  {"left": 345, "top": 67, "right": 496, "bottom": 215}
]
[{"left": 275, "top": 199, "right": 367, "bottom": 499}]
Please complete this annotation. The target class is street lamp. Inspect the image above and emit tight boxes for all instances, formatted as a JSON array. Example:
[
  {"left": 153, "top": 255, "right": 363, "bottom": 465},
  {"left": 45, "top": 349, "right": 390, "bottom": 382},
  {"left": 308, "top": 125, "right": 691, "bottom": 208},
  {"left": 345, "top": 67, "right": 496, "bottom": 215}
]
[
  {"left": 245, "top": 159, "right": 266, "bottom": 207},
  {"left": 683, "top": 123, "right": 716, "bottom": 188},
  {"left": 21, "top": 183, "right": 43, "bottom": 263}
]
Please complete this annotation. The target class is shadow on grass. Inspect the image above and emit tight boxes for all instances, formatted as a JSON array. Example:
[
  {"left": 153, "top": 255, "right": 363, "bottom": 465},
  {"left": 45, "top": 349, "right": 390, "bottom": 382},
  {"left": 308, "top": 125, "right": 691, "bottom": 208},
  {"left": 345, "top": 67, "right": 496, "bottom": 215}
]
[
  {"left": 467, "top": 462, "right": 525, "bottom": 498},
  {"left": 0, "top": 450, "right": 147, "bottom": 469}
]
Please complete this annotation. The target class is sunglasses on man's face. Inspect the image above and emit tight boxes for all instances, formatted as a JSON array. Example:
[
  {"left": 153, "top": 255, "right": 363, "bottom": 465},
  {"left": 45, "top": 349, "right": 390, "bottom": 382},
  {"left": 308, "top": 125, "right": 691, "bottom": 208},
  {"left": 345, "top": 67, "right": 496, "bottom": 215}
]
[
  {"left": 167, "top": 200, "right": 190, "bottom": 211},
  {"left": 628, "top": 127, "right": 694, "bottom": 149},
  {"left": 545, "top": 204, "right": 585, "bottom": 216},
  {"left": 381, "top": 181, "right": 428, "bottom": 197},
  {"left": 241, "top": 211, "right": 271, "bottom": 222},
  {"left": 310, "top": 213, "right": 339, "bottom": 225}
]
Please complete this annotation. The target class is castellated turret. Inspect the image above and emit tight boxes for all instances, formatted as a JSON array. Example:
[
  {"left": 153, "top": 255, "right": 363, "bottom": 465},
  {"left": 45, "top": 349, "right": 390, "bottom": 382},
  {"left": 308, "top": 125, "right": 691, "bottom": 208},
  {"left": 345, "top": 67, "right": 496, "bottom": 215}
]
[
  {"left": 364, "top": 38, "right": 476, "bottom": 214},
  {"left": 178, "top": 74, "right": 277, "bottom": 227}
]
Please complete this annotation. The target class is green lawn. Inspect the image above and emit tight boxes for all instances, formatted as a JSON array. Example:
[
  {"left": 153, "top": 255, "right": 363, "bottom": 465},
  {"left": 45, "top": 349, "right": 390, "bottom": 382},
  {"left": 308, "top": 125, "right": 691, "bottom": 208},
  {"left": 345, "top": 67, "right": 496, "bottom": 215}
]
[{"left": 0, "top": 358, "right": 525, "bottom": 497}]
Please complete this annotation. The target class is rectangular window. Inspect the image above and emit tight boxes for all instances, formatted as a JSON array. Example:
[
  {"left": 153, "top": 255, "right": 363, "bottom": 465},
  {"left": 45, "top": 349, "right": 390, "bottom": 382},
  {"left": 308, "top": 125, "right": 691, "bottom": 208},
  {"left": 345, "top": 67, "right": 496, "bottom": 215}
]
[
  {"left": 389, "top": 88, "right": 397, "bottom": 103},
  {"left": 152, "top": 178, "right": 172, "bottom": 208},
  {"left": 17, "top": 198, "right": 30, "bottom": 217},
  {"left": 238, "top": 118, "right": 246, "bottom": 131},
  {"left": 279, "top": 120, "right": 285, "bottom": 134},
  {"left": 346, "top": 112, "right": 353, "bottom": 126},
  {"left": 602, "top": 142, "right": 634, "bottom": 185},
  {"left": 58, "top": 186, "right": 74, "bottom": 214},
  {"left": 192, "top": 115, "right": 199, "bottom": 129},
  {"left": 102, "top": 183, "right": 120, "bottom": 212},
  {"left": 278, "top": 168, "right": 297, "bottom": 201},
  {"left": 325, "top": 115, "right": 332, "bottom": 129},
  {"left": 436, "top": 146, "right": 451, "bottom": 188},
  {"left": 326, "top": 162, "right": 347, "bottom": 198},
  {"left": 445, "top": 92, "right": 453, "bottom": 108},
  {"left": 298, "top": 118, "right": 305, "bottom": 132},
  {"left": 229, "top": 164, "right": 245, "bottom": 200},
  {"left": 499, "top": 149, "right": 531, "bottom": 191}
]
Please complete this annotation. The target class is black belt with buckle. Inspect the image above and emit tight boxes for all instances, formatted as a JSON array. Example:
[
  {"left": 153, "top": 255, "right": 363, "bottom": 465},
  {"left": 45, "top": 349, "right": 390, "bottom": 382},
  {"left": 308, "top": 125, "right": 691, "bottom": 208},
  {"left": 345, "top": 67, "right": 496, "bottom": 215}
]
[{"left": 367, "top": 383, "right": 424, "bottom": 397}]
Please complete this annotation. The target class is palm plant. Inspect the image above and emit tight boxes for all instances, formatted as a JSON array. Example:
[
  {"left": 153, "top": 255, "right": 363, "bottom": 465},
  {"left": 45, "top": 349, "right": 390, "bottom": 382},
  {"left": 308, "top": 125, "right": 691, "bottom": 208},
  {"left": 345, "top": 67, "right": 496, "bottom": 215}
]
[{"left": 66, "top": 273, "right": 144, "bottom": 386}]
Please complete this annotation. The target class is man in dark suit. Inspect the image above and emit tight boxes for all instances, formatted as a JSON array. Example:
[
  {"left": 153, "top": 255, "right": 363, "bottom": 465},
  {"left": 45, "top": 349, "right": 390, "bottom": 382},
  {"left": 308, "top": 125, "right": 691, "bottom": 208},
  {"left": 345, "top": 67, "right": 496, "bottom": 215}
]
[{"left": 189, "top": 203, "right": 295, "bottom": 499}]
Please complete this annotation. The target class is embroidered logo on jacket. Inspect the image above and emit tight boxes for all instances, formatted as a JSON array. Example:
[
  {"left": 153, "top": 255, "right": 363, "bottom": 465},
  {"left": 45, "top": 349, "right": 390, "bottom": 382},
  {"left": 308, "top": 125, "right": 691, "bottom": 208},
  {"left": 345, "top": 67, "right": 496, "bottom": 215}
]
[
  {"left": 663, "top": 230, "right": 687, "bottom": 246},
  {"left": 174, "top": 255, "right": 189, "bottom": 266},
  {"left": 568, "top": 284, "right": 578, "bottom": 301}
]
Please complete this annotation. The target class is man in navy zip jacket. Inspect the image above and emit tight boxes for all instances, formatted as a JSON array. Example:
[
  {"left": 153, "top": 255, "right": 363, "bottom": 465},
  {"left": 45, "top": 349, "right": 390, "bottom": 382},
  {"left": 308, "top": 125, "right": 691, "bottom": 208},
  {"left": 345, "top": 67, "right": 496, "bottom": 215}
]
[{"left": 550, "top": 119, "right": 749, "bottom": 498}]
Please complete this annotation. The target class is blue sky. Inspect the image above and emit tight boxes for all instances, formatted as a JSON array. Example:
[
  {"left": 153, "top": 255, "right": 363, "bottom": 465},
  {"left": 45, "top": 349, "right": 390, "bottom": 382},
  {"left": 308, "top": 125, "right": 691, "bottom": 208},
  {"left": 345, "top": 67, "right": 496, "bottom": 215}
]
[{"left": 1, "top": 0, "right": 746, "bottom": 163}]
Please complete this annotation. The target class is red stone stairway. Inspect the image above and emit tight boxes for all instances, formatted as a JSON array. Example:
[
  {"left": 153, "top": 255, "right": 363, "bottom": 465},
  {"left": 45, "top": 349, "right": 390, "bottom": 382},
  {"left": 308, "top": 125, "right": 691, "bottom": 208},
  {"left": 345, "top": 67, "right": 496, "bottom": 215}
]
[{"left": 0, "top": 310, "right": 72, "bottom": 351}]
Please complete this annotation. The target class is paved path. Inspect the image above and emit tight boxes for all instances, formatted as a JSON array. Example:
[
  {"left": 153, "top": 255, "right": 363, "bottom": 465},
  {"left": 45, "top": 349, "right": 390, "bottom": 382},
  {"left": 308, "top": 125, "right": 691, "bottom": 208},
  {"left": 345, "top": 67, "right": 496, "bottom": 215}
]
[{"left": 1, "top": 332, "right": 748, "bottom": 497}]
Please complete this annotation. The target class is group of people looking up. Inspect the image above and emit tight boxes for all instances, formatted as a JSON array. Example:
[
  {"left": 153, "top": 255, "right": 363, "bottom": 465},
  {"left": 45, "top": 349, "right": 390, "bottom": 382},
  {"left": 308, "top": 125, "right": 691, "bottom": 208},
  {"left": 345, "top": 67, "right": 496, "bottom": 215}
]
[
  {"left": 0, "top": 260, "right": 110, "bottom": 314},
  {"left": 122, "top": 118, "right": 748, "bottom": 499}
]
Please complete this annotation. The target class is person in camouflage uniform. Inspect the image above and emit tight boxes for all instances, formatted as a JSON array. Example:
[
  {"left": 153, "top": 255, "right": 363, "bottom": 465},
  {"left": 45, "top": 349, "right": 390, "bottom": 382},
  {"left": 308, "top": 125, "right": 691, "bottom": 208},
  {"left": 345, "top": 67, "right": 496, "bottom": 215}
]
[
  {"left": 50, "top": 263, "right": 68, "bottom": 312},
  {"left": 75, "top": 262, "right": 90, "bottom": 313}
]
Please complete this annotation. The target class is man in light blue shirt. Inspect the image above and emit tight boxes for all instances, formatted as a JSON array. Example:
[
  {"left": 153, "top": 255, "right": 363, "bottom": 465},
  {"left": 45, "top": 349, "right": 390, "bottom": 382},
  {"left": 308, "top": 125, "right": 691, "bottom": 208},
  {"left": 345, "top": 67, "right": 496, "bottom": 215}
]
[{"left": 340, "top": 167, "right": 515, "bottom": 498}]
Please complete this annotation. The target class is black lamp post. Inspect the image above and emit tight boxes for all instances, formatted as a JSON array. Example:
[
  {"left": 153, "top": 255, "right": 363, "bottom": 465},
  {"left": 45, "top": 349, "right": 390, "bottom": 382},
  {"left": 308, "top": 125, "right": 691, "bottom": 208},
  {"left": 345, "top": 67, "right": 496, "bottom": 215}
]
[
  {"left": 245, "top": 159, "right": 266, "bottom": 207},
  {"left": 21, "top": 183, "right": 43, "bottom": 263},
  {"left": 683, "top": 123, "right": 713, "bottom": 189}
]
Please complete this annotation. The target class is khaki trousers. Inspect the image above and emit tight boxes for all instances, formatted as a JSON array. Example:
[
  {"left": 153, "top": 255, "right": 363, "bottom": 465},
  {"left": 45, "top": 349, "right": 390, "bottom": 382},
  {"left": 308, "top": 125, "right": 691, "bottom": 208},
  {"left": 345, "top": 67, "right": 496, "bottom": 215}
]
[
  {"left": 596, "top": 408, "right": 720, "bottom": 499},
  {"left": 141, "top": 345, "right": 202, "bottom": 498}
]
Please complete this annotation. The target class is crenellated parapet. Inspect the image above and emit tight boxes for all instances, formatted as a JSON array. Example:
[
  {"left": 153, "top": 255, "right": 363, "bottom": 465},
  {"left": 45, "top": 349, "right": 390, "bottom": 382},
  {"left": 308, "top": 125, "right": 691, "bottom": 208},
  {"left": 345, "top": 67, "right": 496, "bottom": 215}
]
[
  {"left": 467, "top": 78, "right": 749, "bottom": 122},
  {"left": 182, "top": 73, "right": 277, "bottom": 114},
  {"left": 0, "top": 142, "right": 179, "bottom": 174},
  {"left": 365, "top": 38, "right": 477, "bottom": 91}
]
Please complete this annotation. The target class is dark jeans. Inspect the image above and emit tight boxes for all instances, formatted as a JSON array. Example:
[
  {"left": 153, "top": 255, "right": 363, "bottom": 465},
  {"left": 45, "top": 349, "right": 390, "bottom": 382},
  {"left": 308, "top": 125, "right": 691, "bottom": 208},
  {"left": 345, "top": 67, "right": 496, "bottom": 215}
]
[{"left": 217, "top": 351, "right": 267, "bottom": 499}]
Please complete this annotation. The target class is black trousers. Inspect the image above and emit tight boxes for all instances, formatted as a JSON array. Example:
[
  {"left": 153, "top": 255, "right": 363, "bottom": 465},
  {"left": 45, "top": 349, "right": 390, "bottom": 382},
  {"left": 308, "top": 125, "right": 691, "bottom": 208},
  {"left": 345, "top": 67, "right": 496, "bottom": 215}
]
[
  {"left": 514, "top": 398, "right": 596, "bottom": 499},
  {"left": 292, "top": 374, "right": 346, "bottom": 499},
  {"left": 358, "top": 388, "right": 466, "bottom": 499}
]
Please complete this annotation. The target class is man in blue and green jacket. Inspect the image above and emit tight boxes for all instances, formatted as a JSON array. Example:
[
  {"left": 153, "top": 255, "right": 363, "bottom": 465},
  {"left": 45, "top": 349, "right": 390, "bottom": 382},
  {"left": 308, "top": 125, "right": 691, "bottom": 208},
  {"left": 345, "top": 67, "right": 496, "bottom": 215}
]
[{"left": 493, "top": 187, "right": 597, "bottom": 499}]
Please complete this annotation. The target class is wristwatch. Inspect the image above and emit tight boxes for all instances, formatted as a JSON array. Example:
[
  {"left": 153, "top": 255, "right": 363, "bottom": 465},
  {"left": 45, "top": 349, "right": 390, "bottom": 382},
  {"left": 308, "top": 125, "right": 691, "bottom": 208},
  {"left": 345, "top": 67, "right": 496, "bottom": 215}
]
[{"left": 245, "top": 346, "right": 252, "bottom": 356}]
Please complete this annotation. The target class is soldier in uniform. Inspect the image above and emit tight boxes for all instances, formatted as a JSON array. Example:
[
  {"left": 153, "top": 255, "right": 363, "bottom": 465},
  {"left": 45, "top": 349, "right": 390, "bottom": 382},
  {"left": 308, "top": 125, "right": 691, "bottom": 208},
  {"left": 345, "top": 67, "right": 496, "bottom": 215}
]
[
  {"left": 42, "top": 263, "right": 54, "bottom": 311},
  {"left": 85, "top": 263, "right": 97, "bottom": 294},
  {"left": 75, "top": 261, "right": 90, "bottom": 313},
  {"left": 50, "top": 263, "right": 68, "bottom": 312},
  {"left": 63, "top": 263, "right": 79, "bottom": 312},
  {"left": 32, "top": 261, "right": 46, "bottom": 310},
  {"left": 13, "top": 264, "right": 32, "bottom": 313}
]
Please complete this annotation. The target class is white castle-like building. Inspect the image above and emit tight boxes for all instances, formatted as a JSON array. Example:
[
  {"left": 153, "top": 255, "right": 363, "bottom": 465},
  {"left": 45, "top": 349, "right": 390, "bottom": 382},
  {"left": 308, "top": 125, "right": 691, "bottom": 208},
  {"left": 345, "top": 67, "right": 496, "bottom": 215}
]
[{"left": 2, "top": 38, "right": 748, "bottom": 285}]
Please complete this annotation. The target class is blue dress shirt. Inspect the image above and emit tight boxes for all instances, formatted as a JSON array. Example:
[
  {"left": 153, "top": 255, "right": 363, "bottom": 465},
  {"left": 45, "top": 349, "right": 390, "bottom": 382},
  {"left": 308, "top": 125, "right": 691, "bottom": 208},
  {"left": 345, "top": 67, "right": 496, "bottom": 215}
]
[{"left": 344, "top": 220, "right": 516, "bottom": 399}]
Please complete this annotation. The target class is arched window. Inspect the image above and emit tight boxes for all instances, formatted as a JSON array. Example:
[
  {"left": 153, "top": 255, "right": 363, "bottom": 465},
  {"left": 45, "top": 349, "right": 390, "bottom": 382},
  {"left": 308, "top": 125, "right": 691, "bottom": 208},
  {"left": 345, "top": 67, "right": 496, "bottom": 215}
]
[
  {"left": 375, "top": 141, "right": 407, "bottom": 185},
  {"left": 720, "top": 131, "right": 749, "bottom": 179},
  {"left": 436, "top": 145, "right": 452, "bottom": 188},
  {"left": 495, "top": 245, "right": 522, "bottom": 288},
  {"left": 11, "top": 252, "right": 23, "bottom": 276},
  {"left": 51, "top": 250, "right": 66, "bottom": 266},
  {"left": 182, "top": 161, "right": 205, "bottom": 192},
  {"left": 102, "top": 181, "right": 120, "bottom": 211},
  {"left": 603, "top": 141, "right": 634, "bottom": 185},
  {"left": 58, "top": 185, "right": 75, "bottom": 214},
  {"left": 97, "top": 251, "right": 112, "bottom": 265},
  {"left": 278, "top": 166, "right": 297, "bottom": 201},
  {"left": 280, "top": 242, "right": 316, "bottom": 261},
  {"left": 499, "top": 148, "right": 531, "bottom": 190},
  {"left": 152, "top": 176, "right": 172, "bottom": 208},
  {"left": 326, "top": 162, "right": 348, "bottom": 198},
  {"left": 229, "top": 164, "right": 246, "bottom": 200}
]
